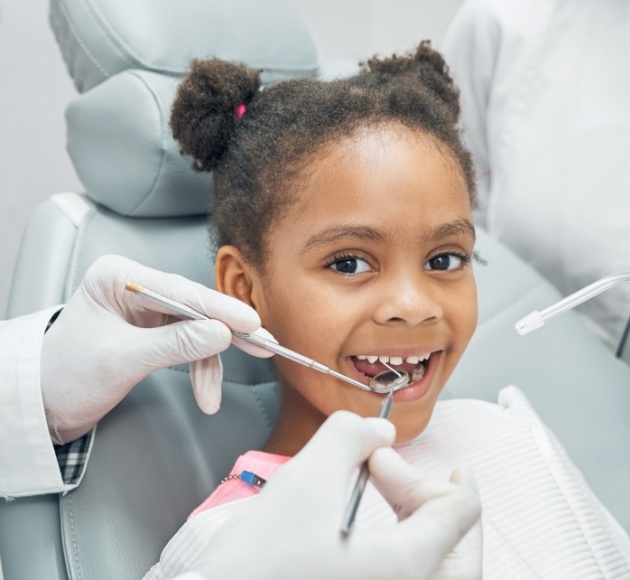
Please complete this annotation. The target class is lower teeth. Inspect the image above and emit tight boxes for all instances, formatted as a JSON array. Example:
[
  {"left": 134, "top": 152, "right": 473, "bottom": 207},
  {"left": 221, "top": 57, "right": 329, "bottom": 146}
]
[{"left": 411, "top": 363, "right": 426, "bottom": 383}]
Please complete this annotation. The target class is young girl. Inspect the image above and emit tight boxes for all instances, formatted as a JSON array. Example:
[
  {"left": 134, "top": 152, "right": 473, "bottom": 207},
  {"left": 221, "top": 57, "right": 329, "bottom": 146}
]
[{"left": 146, "top": 43, "right": 630, "bottom": 578}]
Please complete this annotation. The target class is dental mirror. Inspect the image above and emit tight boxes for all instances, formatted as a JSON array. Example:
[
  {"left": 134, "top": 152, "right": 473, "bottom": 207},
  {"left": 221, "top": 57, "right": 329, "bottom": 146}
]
[{"left": 368, "top": 369, "right": 410, "bottom": 393}]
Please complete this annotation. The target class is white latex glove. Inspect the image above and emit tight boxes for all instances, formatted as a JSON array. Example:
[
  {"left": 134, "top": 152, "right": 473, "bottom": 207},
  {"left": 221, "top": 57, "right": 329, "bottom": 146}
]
[
  {"left": 368, "top": 448, "right": 483, "bottom": 580},
  {"left": 41, "top": 255, "right": 274, "bottom": 444},
  {"left": 181, "top": 411, "right": 482, "bottom": 580}
]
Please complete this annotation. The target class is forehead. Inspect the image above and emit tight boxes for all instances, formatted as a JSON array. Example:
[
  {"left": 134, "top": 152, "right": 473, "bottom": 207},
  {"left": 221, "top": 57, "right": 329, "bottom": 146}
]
[{"left": 284, "top": 124, "right": 472, "bottom": 237}]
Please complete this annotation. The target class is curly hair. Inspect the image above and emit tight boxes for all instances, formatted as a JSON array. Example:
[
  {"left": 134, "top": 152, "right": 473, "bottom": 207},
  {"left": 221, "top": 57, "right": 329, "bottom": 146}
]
[{"left": 171, "top": 41, "right": 476, "bottom": 268}]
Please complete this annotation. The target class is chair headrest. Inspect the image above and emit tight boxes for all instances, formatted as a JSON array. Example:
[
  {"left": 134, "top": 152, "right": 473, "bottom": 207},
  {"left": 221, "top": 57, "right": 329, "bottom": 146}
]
[
  {"left": 50, "top": 0, "right": 320, "bottom": 93},
  {"left": 66, "top": 70, "right": 215, "bottom": 217},
  {"left": 52, "top": 0, "right": 320, "bottom": 217}
]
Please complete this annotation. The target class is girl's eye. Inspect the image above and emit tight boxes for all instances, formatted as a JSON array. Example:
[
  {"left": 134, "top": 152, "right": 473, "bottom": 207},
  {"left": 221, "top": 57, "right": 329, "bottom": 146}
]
[
  {"left": 329, "top": 256, "right": 372, "bottom": 274},
  {"left": 425, "top": 253, "right": 467, "bottom": 272}
]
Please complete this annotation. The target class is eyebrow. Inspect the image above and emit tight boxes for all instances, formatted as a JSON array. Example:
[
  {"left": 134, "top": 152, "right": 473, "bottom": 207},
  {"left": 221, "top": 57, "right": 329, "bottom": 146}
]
[
  {"left": 301, "top": 219, "right": 475, "bottom": 255},
  {"left": 421, "top": 219, "right": 476, "bottom": 243},
  {"left": 301, "top": 225, "right": 388, "bottom": 254}
]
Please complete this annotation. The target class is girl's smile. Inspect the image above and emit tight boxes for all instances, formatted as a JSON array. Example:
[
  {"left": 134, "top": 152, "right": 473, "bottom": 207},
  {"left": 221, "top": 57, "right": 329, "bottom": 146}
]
[
  {"left": 346, "top": 349, "right": 442, "bottom": 402},
  {"left": 216, "top": 123, "right": 478, "bottom": 454}
]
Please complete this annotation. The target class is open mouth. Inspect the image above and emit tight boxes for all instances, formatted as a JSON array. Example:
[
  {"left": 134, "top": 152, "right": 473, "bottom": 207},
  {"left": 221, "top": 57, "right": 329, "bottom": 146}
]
[{"left": 349, "top": 353, "right": 433, "bottom": 387}]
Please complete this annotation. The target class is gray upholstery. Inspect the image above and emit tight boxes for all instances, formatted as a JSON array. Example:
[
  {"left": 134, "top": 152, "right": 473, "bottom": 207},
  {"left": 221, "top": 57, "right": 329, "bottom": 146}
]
[
  {"left": 65, "top": 71, "right": 212, "bottom": 217},
  {"left": 1, "top": 0, "right": 630, "bottom": 578},
  {"left": 618, "top": 318, "right": 630, "bottom": 366},
  {"left": 50, "top": 0, "right": 319, "bottom": 93},
  {"left": 62, "top": 368, "right": 279, "bottom": 580}
]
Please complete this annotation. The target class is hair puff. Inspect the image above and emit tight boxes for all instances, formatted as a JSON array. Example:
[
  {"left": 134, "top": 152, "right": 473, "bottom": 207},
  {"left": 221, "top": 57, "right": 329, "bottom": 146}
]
[
  {"left": 171, "top": 58, "right": 261, "bottom": 172},
  {"left": 361, "top": 40, "right": 460, "bottom": 121}
]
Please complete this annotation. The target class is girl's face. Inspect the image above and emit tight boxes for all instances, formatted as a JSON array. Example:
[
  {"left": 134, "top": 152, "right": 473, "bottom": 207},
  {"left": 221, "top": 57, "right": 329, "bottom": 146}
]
[{"left": 217, "top": 124, "right": 477, "bottom": 452}]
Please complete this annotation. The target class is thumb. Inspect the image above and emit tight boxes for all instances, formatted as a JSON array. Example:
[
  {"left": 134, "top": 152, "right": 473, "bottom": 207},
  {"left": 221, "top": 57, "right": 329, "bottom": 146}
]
[
  {"left": 369, "top": 449, "right": 480, "bottom": 526},
  {"left": 369, "top": 449, "right": 481, "bottom": 574},
  {"left": 292, "top": 412, "right": 396, "bottom": 477},
  {"left": 282, "top": 412, "right": 396, "bottom": 511}
]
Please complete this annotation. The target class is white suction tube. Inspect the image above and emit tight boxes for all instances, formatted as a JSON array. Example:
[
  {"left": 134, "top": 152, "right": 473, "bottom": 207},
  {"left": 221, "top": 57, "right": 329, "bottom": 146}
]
[{"left": 515, "top": 272, "right": 630, "bottom": 335}]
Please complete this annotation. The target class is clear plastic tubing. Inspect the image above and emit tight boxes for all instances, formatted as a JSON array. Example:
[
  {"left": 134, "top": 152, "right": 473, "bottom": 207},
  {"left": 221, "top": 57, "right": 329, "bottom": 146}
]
[{"left": 515, "top": 272, "right": 630, "bottom": 335}]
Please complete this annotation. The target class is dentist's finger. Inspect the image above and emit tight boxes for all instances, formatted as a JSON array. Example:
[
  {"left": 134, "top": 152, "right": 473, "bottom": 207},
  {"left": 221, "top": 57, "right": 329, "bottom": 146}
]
[
  {"left": 125, "top": 319, "right": 234, "bottom": 369},
  {"left": 368, "top": 448, "right": 480, "bottom": 571},
  {"left": 369, "top": 448, "right": 479, "bottom": 523},
  {"left": 190, "top": 354, "right": 223, "bottom": 414},
  {"left": 231, "top": 327, "right": 277, "bottom": 358},
  {"left": 95, "top": 254, "right": 262, "bottom": 332}
]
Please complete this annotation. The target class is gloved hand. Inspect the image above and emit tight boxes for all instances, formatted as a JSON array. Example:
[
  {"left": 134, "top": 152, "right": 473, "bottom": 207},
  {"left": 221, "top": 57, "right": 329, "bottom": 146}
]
[
  {"left": 367, "top": 448, "right": 483, "bottom": 580},
  {"left": 41, "top": 255, "right": 274, "bottom": 444},
  {"left": 180, "top": 412, "right": 482, "bottom": 580}
]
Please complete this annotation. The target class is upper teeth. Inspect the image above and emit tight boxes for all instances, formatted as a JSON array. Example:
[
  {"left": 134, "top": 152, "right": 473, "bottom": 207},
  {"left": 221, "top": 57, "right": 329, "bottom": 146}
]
[{"left": 356, "top": 353, "right": 430, "bottom": 364}]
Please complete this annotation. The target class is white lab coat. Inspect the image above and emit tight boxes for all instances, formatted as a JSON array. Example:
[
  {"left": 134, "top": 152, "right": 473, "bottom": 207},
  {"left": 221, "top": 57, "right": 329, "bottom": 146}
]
[
  {"left": 0, "top": 307, "right": 83, "bottom": 497},
  {"left": 442, "top": 0, "right": 630, "bottom": 351}
]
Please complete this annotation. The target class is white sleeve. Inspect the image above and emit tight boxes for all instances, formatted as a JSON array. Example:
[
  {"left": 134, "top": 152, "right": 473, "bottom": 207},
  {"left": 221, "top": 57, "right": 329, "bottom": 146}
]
[
  {"left": 441, "top": 0, "right": 502, "bottom": 226},
  {"left": 0, "top": 307, "right": 81, "bottom": 497}
]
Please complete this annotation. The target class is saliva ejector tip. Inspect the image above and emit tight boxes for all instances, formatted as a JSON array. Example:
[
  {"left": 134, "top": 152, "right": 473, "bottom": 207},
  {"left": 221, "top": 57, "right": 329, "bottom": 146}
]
[{"left": 515, "top": 310, "right": 545, "bottom": 336}]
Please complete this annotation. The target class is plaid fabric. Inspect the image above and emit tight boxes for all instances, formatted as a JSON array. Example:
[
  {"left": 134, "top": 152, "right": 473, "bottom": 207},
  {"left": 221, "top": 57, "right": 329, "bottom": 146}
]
[
  {"left": 54, "top": 431, "right": 92, "bottom": 486},
  {"left": 45, "top": 308, "right": 62, "bottom": 333}
]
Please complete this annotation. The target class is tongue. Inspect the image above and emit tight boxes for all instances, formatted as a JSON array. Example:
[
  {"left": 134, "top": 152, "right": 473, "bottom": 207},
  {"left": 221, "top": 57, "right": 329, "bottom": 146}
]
[{"left": 352, "top": 357, "right": 418, "bottom": 378}]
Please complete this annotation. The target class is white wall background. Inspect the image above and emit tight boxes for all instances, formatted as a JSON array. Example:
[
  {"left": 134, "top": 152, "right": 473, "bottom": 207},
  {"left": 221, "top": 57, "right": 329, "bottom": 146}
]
[{"left": 0, "top": 0, "right": 464, "bottom": 316}]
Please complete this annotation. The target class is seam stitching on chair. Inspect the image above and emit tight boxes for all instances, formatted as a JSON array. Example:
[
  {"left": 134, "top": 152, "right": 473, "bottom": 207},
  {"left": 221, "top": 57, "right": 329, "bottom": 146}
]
[
  {"left": 66, "top": 493, "right": 84, "bottom": 580},
  {"left": 127, "top": 72, "right": 166, "bottom": 216},
  {"left": 250, "top": 382, "right": 277, "bottom": 432},
  {"left": 83, "top": 0, "right": 135, "bottom": 68},
  {"left": 84, "top": 1, "right": 176, "bottom": 73},
  {"left": 60, "top": 3, "right": 109, "bottom": 79},
  {"left": 67, "top": 209, "right": 99, "bottom": 297},
  {"left": 165, "top": 364, "right": 277, "bottom": 390},
  {"left": 166, "top": 366, "right": 189, "bottom": 375},
  {"left": 224, "top": 378, "right": 276, "bottom": 388},
  {"left": 164, "top": 367, "right": 276, "bottom": 429},
  {"left": 82, "top": 2, "right": 319, "bottom": 75}
]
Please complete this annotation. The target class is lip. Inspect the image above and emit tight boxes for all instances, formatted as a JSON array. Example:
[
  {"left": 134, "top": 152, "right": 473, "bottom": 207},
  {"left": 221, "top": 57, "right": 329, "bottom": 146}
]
[{"left": 345, "top": 348, "right": 442, "bottom": 402}]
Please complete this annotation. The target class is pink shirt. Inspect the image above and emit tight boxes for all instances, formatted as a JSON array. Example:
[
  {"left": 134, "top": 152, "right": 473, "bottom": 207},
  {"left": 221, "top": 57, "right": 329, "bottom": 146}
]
[{"left": 189, "top": 450, "right": 290, "bottom": 517}]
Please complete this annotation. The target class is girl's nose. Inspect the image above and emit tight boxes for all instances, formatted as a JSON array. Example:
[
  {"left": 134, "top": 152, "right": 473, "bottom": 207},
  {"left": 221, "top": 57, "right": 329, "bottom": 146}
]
[{"left": 372, "top": 273, "right": 443, "bottom": 327}]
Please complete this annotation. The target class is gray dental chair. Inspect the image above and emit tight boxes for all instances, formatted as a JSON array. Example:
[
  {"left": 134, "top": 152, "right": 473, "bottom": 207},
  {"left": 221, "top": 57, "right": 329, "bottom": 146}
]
[{"left": 1, "top": 1, "right": 629, "bottom": 579}]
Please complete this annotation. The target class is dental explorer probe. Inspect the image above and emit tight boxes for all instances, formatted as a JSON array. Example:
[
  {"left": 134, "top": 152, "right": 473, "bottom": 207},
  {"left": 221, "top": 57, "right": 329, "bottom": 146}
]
[
  {"left": 515, "top": 272, "right": 630, "bottom": 335},
  {"left": 340, "top": 362, "right": 405, "bottom": 537},
  {"left": 124, "top": 282, "right": 407, "bottom": 394}
]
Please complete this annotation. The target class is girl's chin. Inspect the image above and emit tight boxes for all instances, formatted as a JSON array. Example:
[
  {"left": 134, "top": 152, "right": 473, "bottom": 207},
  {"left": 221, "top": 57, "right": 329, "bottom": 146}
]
[{"left": 392, "top": 418, "right": 432, "bottom": 445}]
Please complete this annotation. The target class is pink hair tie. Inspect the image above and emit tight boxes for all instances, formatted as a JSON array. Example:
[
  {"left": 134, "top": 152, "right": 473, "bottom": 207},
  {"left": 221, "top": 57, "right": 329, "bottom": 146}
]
[{"left": 235, "top": 103, "right": 247, "bottom": 121}]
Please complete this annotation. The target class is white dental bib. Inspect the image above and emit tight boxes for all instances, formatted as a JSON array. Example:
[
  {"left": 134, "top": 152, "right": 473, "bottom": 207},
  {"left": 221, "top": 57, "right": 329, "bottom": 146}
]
[{"left": 144, "top": 386, "right": 630, "bottom": 580}]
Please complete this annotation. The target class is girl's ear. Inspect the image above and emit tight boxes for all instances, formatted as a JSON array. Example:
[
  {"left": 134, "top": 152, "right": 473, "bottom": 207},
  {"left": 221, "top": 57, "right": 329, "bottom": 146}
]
[{"left": 215, "top": 246, "right": 261, "bottom": 310}]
